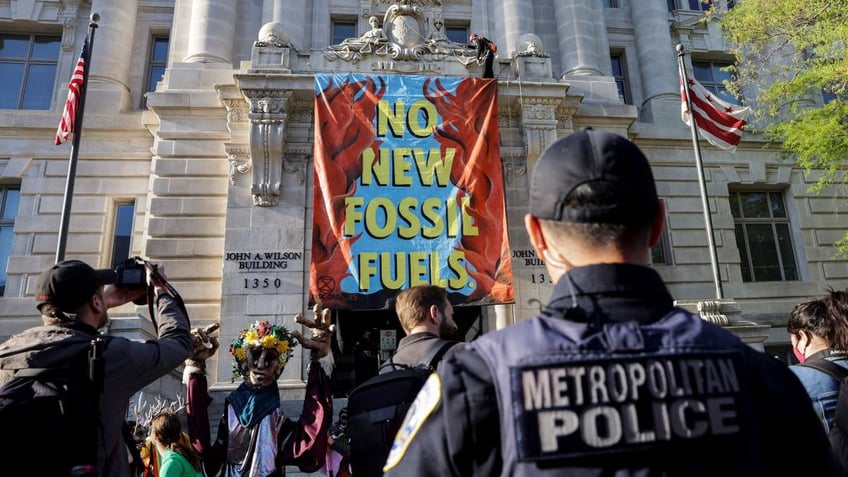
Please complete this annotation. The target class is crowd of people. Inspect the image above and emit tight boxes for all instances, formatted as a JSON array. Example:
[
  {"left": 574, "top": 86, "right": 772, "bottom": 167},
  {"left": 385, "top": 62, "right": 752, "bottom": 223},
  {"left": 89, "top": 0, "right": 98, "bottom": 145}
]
[{"left": 1, "top": 129, "right": 847, "bottom": 476}]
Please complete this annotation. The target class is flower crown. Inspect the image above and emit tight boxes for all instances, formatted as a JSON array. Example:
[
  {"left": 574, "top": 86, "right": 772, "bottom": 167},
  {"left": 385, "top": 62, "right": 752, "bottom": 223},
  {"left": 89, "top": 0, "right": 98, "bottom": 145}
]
[{"left": 229, "top": 320, "right": 298, "bottom": 380}]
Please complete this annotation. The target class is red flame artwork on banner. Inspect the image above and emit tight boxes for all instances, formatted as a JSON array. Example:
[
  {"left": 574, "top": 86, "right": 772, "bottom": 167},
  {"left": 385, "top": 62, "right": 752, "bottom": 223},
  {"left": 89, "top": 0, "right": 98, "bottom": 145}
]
[
  {"left": 423, "top": 78, "right": 512, "bottom": 303},
  {"left": 311, "top": 74, "right": 513, "bottom": 309}
]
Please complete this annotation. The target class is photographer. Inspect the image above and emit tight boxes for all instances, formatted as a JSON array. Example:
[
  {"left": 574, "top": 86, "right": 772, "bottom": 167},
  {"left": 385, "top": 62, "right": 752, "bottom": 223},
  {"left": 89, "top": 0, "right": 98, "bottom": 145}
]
[{"left": 0, "top": 259, "right": 194, "bottom": 477}]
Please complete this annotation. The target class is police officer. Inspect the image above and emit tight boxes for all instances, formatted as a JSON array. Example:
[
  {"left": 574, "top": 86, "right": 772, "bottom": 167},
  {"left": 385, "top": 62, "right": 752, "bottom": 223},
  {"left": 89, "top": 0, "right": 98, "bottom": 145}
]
[{"left": 383, "top": 129, "right": 838, "bottom": 476}]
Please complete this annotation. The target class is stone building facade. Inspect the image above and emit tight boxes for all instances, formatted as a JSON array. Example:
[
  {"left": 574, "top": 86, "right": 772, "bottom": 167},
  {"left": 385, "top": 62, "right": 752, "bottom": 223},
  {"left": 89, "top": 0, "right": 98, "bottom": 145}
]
[{"left": 1, "top": 0, "right": 847, "bottom": 400}]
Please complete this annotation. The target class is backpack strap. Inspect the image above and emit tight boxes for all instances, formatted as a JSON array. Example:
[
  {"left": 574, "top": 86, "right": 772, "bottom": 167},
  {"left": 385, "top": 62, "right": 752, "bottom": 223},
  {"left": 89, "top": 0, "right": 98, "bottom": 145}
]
[
  {"left": 798, "top": 358, "right": 848, "bottom": 382},
  {"left": 418, "top": 339, "right": 458, "bottom": 369}
]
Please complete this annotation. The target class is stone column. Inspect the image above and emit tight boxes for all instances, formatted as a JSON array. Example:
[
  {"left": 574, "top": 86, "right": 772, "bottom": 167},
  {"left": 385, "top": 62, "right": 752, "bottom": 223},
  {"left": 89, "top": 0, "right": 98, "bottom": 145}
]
[
  {"left": 592, "top": 0, "right": 611, "bottom": 76},
  {"left": 555, "top": 0, "right": 603, "bottom": 76},
  {"left": 184, "top": 0, "right": 237, "bottom": 63},
  {"left": 86, "top": 0, "right": 138, "bottom": 112},
  {"left": 263, "top": 0, "right": 306, "bottom": 50},
  {"left": 499, "top": 0, "right": 535, "bottom": 58},
  {"left": 630, "top": 0, "right": 679, "bottom": 121}
]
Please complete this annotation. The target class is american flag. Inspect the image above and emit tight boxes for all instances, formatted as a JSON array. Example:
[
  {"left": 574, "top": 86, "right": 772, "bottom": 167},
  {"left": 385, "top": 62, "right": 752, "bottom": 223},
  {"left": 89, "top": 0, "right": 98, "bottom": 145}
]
[
  {"left": 681, "top": 77, "right": 750, "bottom": 152},
  {"left": 55, "top": 38, "right": 88, "bottom": 145}
]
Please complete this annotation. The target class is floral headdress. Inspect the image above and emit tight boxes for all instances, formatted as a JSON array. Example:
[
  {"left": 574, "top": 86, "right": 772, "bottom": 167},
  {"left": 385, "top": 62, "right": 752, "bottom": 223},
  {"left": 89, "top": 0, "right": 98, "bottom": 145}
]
[{"left": 229, "top": 320, "right": 298, "bottom": 380}]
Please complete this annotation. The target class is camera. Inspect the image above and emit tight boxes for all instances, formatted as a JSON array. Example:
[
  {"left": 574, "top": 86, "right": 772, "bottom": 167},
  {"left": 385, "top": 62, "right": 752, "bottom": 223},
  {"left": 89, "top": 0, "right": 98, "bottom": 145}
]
[{"left": 114, "top": 257, "right": 149, "bottom": 290}]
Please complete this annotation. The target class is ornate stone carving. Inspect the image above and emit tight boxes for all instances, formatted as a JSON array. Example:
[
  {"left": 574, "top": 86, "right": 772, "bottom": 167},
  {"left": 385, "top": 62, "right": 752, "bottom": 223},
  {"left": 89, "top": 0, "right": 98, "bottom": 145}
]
[
  {"left": 225, "top": 145, "right": 252, "bottom": 185},
  {"left": 520, "top": 98, "right": 560, "bottom": 165},
  {"left": 221, "top": 98, "right": 249, "bottom": 124},
  {"left": 325, "top": 0, "right": 477, "bottom": 69},
  {"left": 255, "top": 22, "right": 292, "bottom": 48},
  {"left": 500, "top": 148, "right": 527, "bottom": 186},
  {"left": 697, "top": 300, "right": 730, "bottom": 326},
  {"left": 515, "top": 33, "right": 549, "bottom": 58},
  {"left": 58, "top": 1, "right": 80, "bottom": 53},
  {"left": 283, "top": 154, "right": 309, "bottom": 185},
  {"left": 242, "top": 89, "right": 293, "bottom": 207},
  {"left": 556, "top": 106, "right": 579, "bottom": 130}
]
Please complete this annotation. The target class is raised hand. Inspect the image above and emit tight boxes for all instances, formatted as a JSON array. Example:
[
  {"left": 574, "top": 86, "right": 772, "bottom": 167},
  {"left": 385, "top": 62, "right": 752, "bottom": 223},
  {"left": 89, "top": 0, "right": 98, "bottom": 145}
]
[
  {"left": 292, "top": 303, "right": 335, "bottom": 358},
  {"left": 189, "top": 323, "right": 220, "bottom": 362}
]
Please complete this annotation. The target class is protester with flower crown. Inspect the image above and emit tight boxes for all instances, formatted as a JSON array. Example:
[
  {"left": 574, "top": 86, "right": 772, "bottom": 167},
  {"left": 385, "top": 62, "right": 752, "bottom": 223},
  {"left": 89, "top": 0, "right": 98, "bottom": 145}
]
[{"left": 184, "top": 305, "right": 335, "bottom": 476}]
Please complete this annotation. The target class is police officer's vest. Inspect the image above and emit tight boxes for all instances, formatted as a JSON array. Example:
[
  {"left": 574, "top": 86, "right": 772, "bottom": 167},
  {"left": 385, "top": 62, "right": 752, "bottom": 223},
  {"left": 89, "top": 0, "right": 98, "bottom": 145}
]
[{"left": 470, "top": 308, "right": 759, "bottom": 476}]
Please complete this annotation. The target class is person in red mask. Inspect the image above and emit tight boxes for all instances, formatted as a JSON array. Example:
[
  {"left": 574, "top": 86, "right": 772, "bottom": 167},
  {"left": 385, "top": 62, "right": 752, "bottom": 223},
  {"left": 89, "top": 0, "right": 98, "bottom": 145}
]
[{"left": 788, "top": 290, "right": 848, "bottom": 432}]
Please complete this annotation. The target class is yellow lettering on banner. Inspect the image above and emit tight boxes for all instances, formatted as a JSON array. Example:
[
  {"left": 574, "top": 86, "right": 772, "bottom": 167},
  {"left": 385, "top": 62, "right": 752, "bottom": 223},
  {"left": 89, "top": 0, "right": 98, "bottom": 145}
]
[
  {"left": 407, "top": 100, "right": 438, "bottom": 137},
  {"left": 355, "top": 250, "right": 471, "bottom": 292},
  {"left": 421, "top": 198, "right": 444, "bottom": 238},
  {"left": 344, "top": 196, "right": 365, "bottom": 236},
  {"left": 409, "top": 251, "right": 429, "bottom": 286},
  {"left": 358, "top": 252, "right": 378, "bottom": 290},
  {"left": 413, "top": 148, "right": 454, "bottom": 186},
  {"left": 364, "top": 197, "right": 396, "bottom": 239},
  {"left": 377, "top": 100, "right": 405, "bottom": 137},
  {"left": 397, "top": 198, "right": 420, "bottom": 239},
  {"left": 392, "top": 148, "right": 414, "bottom": 185},
  {"left": 375, "top": 99, "right": 438, "bottom": 138},
  {"left": 381, "top": 253, "right": 406, "bottom": 290},
  {"left": 448, "top": 251, "right": 469, "bottom": 289},
  {"left": 345, "top": 196, "right": 477, "bottom": 239}
]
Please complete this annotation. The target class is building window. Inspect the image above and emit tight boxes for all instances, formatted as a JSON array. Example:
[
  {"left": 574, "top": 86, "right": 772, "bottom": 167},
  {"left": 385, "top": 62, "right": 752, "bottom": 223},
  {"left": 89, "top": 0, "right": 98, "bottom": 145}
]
[
  {"left": 730, "top": 190, "right": 798, "bottom": 282},
  {"left": 332, "top": 20, "right": 357, "bottom": 45},
  {"left": 110, "top": 202, "right": 135, "bottom": 270},
  {"left": 651, "top": 203, "right": 672, "bottom": 265},
  {"left": 0, "top": 33, "right": 61, "bottom": 110},
  {"left": 604, "top": 0, "right": 620, "bottom": 7},
  {"left": 692, "top": 61, "right": 735, "bottom": 104},
  {"left": 687, "top": 0, "right": 712, "bottom": 11},
  {"left": 610, "top": 53, "right": 631, "bottom": 104},
  {"left": 143, "top": 36, "right": 169, "bottom": 107},
  {"left": 0, "top": 186, "right": 20, "bottom": 296},
  {"left": 445, "top": 25, "right": 468, "bottom": 45},
  {"left": 651, "top": 231, "right": 672, "bottom": 265}
]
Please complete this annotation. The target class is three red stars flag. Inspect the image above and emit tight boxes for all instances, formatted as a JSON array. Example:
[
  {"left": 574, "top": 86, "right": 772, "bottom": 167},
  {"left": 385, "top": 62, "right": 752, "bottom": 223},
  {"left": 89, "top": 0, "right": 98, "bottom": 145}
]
[
  {"left": 680, "top": 77, "right": 750, "bottom": 152},
  {"left": 55, "top": 37, "right": 88, "bottom": 145}
]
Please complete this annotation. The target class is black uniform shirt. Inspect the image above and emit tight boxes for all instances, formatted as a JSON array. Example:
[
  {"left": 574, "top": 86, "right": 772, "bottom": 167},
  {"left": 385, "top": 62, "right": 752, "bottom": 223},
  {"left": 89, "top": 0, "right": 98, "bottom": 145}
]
[{"left": 384, "top": 264, "right": 839, "bottom": 477}]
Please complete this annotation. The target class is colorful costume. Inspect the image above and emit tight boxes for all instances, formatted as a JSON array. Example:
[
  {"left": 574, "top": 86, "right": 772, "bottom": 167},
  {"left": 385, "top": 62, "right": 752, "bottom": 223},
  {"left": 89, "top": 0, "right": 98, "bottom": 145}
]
[{"left": 185, "top": 321, "right": 332, "bottom": 477}]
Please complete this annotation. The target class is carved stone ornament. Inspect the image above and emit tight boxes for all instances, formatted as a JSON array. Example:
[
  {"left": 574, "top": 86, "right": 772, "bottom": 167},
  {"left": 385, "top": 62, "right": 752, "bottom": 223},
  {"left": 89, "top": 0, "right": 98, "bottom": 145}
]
[
  {"left": 500, "top": 148, "right": 527, "bottom": 186},
  {"left": 58, "top": 2, "right": 80, "bottom": 53},
  {"left": 697, "top": 300, "right": 730, "bottom": 326},
  {"left": 515, "top": 33, "right": 550, "bottom": 58},
  {"left": 325, "top": 0, "right": 477, "bottom": 68},
  {"left": 255, "top": 22, "right": 292, "bottom": 48},
  {"left": 225, "top": 145, "right": 252, "bottom": 185},
  {"left": 242, "top": 89, "right": 293, "bottom": 207}
]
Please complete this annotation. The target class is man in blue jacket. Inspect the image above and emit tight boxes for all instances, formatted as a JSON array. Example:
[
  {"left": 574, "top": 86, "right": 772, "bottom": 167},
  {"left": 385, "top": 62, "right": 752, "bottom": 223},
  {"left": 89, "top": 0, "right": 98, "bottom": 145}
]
[{"left": 384, "top": 129, "right": 838, "bottom": 476}]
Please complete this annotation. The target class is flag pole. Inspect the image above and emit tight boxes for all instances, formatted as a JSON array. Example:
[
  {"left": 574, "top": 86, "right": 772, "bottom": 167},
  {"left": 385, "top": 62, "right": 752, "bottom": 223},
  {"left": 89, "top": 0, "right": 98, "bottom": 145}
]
[
  {"left": 56, "top": 13, "right": 99, "bottom": 263},
  {"left": 677, "top": 43, "right": 724, "bottom": 300}
]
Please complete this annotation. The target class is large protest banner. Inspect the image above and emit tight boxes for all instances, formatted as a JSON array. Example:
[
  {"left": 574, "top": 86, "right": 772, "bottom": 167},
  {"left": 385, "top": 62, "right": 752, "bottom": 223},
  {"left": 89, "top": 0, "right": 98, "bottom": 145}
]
[{"left": 311, "top": 74, "right": 513, "bottom": 309}]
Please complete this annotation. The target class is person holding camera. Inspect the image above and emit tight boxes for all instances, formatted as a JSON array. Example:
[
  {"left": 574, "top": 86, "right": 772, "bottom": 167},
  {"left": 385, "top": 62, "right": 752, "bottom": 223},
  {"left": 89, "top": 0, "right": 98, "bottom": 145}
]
[{"left": 0, "top": 259, "right": 194, "bottom": 477}]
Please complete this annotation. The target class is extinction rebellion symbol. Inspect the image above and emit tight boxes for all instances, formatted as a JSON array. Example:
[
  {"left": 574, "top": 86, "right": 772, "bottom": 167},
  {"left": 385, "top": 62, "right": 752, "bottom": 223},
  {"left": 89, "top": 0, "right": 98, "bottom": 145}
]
[{"left": 317, "top": 276, "right": 335, "bottom": 294}]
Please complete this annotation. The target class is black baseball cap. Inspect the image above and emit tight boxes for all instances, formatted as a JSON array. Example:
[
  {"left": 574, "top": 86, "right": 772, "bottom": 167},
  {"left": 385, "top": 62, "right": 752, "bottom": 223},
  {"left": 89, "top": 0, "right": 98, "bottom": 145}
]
[
  {"left": 35, "top": 260, "right": 116, "bottom": 313},
  {"left": 529, "top": 128, "right": 659, "bottom": 226}
]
